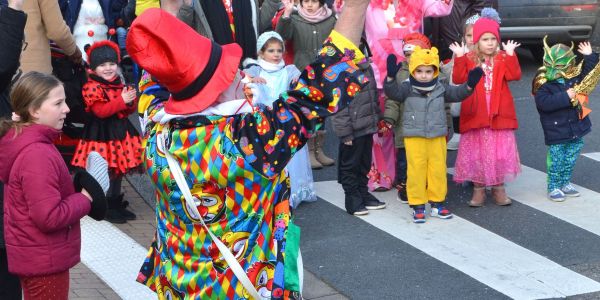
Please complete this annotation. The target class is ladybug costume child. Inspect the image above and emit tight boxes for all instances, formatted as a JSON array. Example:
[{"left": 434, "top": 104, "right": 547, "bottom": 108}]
[{"left": 71, "top": 40, "right": 143, "bottom": 223}]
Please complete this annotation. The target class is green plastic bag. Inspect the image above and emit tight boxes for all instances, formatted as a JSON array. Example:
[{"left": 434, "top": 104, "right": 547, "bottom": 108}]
[{"left": 284, "top": 221, "right": 301, "bottom": 292}]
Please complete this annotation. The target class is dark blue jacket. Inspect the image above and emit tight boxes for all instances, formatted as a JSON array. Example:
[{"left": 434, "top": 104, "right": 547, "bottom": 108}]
[{"left": 534, "top": 53, "right": 598, "bottom": 145}]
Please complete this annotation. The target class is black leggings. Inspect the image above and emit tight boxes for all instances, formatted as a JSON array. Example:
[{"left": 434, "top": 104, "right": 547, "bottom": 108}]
[
  {"left": 107, "top": 173, "right": 123, "bottom": 198},
  {"left": 452, "top": 116, "right": 460, "bottom": 134}
]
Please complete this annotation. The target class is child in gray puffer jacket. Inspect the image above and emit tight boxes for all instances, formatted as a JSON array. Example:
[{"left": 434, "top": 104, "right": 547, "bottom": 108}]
[
  {"left": 382, "top": 46, "right": 482, "bottom": 223},
  {"left": 331, "top": 60, "right": 385, "bottom": 216}
]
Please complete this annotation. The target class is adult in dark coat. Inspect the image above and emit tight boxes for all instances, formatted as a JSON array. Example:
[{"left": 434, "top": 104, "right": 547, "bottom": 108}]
[
  {"left": 431, "top": 0, "right": 490, "bottom": 61},
  {"left": 0, "top": 0, "right": 26, "bottom": 117},
  {"left": 0, "top": 0, "right": 27, "bottom": 298},
  {"left": 172, "top": 0, "right": 280, "bottom": 61}
]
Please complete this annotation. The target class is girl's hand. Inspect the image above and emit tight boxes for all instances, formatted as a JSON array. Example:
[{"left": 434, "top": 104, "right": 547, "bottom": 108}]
[
  {"left": 502, "top": 40, "right": 521, "bottom": 56},
  {"left": 251, "top": 76, "right": 267, "bottom": 84},
  {"left": 282, "top": 0, "right": 294, "bottom": 17},
  {"left": 577, "top": 41, "right": 593, "bottom": 56},
  {"left": 343, "top": 139, "right": 353, "bottom": 146},
  {"left": 566, "top": 88, "right": 576, "bottom": 99},
  {"left": 122, "top": 86, "right": 136, "bottom": 104},
  {"left": 449, "top": 42, "right": 466, "bottom": 57},
  {"left": 81, "top": 189, "right": 93, "bottom": 202}
]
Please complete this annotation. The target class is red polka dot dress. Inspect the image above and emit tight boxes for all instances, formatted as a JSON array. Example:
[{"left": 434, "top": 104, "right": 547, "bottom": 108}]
[{"left": 71, "top": 74, "right": 143, "bottom": 175}]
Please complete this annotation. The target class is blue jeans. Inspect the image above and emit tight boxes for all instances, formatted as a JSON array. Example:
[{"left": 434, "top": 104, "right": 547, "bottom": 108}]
[{"left": 116, "top": 27, "right": 128, "bottom": 51}]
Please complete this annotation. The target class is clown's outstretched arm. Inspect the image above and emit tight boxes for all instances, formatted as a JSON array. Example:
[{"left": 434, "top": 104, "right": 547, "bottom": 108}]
[{"left": 231, "top": 0, "right": 371, "bottom": 178}]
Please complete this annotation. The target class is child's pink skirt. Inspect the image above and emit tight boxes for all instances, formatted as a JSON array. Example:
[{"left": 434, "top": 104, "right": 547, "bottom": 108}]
[{"left": 453, "top": 127, "right": 521, "bottom": 186}]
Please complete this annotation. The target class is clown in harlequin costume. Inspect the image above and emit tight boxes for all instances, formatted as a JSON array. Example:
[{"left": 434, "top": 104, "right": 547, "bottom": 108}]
[
  {"left": 126, "top": 4, "right": 368, "bottom": 299},
  {"left": 71, "top": 40, "right": 143, "bottom": 223},
  {"left": 532, "top": 36, "right": 599, "bottom": 202},
  {"left": 383, "top": 46, "right": 483, "bottom": 223}
]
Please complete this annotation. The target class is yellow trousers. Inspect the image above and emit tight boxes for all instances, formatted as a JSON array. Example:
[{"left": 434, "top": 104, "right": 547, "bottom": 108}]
[{"left": 404, "top": 136, "right": 447, "bottom": 206}]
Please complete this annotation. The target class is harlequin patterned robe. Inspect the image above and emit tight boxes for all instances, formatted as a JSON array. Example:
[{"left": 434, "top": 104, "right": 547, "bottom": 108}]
[{"left": 137, "top": 31, "right": 366, "bottom": 299}]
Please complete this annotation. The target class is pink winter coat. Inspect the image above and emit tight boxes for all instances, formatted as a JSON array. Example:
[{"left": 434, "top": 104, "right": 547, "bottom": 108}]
[{"left": 0, "top": 124, "right": 91, "bottom": 277}]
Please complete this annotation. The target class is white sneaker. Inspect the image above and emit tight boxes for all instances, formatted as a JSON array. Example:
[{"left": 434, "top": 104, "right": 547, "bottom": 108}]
[
  {"left": 447, "top": 133, "right": 460, "bottom": 151},
  {"left": 561, "top": 183, "right": 580, "bottom": 197},
  {"left": 548, "top": 189, "right": 566, "bottom": 202}
]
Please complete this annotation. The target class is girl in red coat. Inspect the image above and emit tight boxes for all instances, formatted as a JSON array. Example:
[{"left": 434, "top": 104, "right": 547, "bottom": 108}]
[
  {"left": 71, "top": 40, "right": 142, "bottom": 223},
  {"left": 449, "top": 8, "right": 522, "bottom": 207}
]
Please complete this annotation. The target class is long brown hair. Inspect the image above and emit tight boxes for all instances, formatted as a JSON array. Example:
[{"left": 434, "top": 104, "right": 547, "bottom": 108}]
[{"left": 0, "top": 72, "right": 63, "bottom": 138}]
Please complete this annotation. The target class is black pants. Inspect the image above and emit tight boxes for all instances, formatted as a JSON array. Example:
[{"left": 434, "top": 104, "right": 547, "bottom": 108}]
[
  {"left": 452, "top": 116, "right": 460, "bottom": 133},
  {"left": 0, "top": 248, "right": 21, "bottom": 300},
  {"left": 395, "top": 147, "right": 407, "bottom": 184},
  {"left": 338, "top": 135, "right": 373, "bottom": 213}
]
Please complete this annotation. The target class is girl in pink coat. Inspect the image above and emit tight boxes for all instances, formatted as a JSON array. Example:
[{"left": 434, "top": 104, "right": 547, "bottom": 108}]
[{"left": 0, "top": 72, "right": 107, "bottom": 300}]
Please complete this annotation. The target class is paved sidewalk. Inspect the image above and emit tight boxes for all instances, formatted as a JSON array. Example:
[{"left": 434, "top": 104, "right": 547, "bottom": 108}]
[{"left": 69, "top": 177, "right": 347, "bottom": 300}]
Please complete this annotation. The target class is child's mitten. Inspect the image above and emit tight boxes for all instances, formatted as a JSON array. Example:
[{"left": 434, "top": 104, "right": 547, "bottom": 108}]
[
  {"left": 386, "top": 54, "right": 402, "bottom": 79},
  {"left": 467, "top": 67, "right": 484, "bottom": 89}
]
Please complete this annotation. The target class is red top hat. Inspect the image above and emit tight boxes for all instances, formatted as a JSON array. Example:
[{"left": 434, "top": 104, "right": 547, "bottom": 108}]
[{"left": 126, "top": 8, "right": 242, "bottom": 115}]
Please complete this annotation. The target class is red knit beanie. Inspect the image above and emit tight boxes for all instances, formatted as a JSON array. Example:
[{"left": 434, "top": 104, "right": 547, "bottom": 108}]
[{"left": 473, "top": 17, "right": 500, "bottom": 43}]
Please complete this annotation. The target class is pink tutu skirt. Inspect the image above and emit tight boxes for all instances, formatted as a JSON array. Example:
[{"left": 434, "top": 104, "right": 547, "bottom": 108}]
[{"left": 453, "top": 128, "right": 521, "bottom": 186}]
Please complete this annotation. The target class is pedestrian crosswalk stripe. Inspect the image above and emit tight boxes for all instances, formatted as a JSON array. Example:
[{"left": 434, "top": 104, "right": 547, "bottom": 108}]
[
  {"left": 314, "top": 181, "right": 600, "bottom": 299},
  {"left": 582, "top": 152, "right": 600, "bottom": 162},
  {"left": 80, "top": 217, "right": 156, "bottom": 300},
  {"left": 449, "top": 165, "right": 600, "bottom": 237},
  {"left": 505, "top": 165, "right": 600, "bottom": 236}
]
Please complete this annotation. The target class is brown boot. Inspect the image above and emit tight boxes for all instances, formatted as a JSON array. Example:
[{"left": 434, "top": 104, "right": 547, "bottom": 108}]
[
  {"left": 469, "top": 185, "right": 486, "bottom": 207},
  {"left": 492, "top": 185, "right": 512, "bottom": 206},
  {"left": 315, "top": 131, "right": 335, "bottom": 166},
  {"left": 308, "top": 137, "right": 323, "bottom": 169}
]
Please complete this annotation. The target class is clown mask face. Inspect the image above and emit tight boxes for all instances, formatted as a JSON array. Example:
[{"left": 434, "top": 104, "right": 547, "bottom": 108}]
[
  {"left": 182, "top": 182, "right": 226, "bottom": 224},
  {"left": 543, "top": 38, "right": 577, "bottom": 81}
]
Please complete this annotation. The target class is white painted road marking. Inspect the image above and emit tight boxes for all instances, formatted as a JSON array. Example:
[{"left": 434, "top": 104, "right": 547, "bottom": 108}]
[
  {"left": 505, "top": 165, "right": 600, "bottom": 237},
  {"left": 449, "top": 165, "right": 600, "bottom": 236},
  {"left": 582, "top": 152, "right": 600, "bottom": 162},
  {"left": 80, "top": 217, "right": 156, "bottom": 300}
]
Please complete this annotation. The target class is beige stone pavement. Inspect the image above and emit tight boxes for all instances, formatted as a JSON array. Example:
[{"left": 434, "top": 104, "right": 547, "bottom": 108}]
[{"left": 68, "top": 179, "right": 347, "bottom": 300}]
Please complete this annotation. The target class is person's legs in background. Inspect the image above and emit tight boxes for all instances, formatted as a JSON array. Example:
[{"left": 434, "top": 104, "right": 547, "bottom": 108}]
[
  {"left": 395, "top": 147, "right": 408, "bottom": 203},
  {"left": 314, "top": 130, "right": 335, "bottom": 167},
  {"left": 116, "top": 27, "right": 128, "bottom": 58},
  {"left": 0, "top": 247, "right": 22, "bottom": 300},
  {"left": 105, "top": 173, "right": 136, "bottom": 223},
  {"left": 447, "top": 116, "right": 461, "bottom": 151}
]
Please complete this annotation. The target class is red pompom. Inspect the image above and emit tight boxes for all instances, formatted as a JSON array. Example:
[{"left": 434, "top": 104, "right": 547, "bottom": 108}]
[
  {"left": 108, "top": 28, "right": 116, "bottom": 36},
  {"left": 87, "top": 30, "right": 94, "bottom": 37}
]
